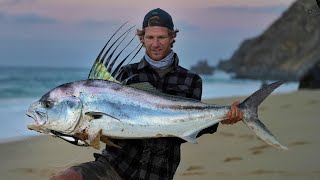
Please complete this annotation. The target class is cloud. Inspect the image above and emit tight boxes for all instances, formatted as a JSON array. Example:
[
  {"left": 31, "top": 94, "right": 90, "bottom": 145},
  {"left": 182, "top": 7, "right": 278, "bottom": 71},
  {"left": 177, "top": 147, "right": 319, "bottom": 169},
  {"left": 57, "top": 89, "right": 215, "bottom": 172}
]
[
  {"left": 78, "top": 19, "right": 119, "bottom": 28},
  {"left": 0, "top": 12, "right": 57, "bottom": 24},
  {"left": 175, "top": 4, "right": 286, "bottom": 34},
  {"left": 0, "top": 0, "right": 37, "bottom": 7},
  {"left": 175, "top": 21, "right": 200, "bottom": 32},
  {"left": 208, "top": 4, "right": 287, "bottom": 14},
  {"left": 0, "top": 12, "right": 5, "bottom": 20},
  {"left": 0, "top": 0, "right": 22, "bottom": 6},
  {"left": 11, "top": 13, "right": 57, "bottom": 24}
]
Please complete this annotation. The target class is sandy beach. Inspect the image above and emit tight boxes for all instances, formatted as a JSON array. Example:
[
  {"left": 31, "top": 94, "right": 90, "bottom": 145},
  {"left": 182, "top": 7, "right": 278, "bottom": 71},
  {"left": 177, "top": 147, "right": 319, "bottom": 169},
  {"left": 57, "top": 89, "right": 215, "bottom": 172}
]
[{"left": 0, "top": 90, "right": 319, "bottom": 180}]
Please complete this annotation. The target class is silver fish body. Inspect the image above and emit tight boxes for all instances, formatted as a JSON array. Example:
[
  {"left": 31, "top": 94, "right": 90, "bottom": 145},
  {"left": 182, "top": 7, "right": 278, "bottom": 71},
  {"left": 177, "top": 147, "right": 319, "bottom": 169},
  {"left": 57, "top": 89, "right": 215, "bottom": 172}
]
[{"left": 26, "top": 80, "right": 288, "bottom": 150}]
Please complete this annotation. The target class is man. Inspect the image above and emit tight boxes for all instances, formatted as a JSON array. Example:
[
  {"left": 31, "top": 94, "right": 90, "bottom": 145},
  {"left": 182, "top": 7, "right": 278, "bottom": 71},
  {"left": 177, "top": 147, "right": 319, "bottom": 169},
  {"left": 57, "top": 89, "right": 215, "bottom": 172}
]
[{"left": 51, "top": 8, "right": 243, "bottom": 180}]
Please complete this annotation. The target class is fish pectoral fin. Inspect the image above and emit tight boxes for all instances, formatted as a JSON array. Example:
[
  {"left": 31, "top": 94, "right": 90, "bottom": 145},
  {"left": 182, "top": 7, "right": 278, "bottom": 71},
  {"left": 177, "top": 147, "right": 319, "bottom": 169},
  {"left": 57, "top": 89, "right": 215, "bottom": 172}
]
[
  {"left": 89, "top": 129, "right": 103, "bottom": 150},
  {"left": 180, "top": 130, "right": 201, "bottom": 144},
  {"left": 85, "top": 111, "right": 121, "bottom": 122},
  {"left": 100, "top": 135, "right": 122, "bottom": 149}
]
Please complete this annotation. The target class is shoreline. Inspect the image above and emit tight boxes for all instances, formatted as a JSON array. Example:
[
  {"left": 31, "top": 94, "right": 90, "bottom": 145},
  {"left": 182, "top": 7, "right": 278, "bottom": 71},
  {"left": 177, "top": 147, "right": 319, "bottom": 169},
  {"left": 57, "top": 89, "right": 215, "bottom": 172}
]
[
  {"left": 0, "top": 136, "right": 35, "bottom": 144},
  {"left": 1, "top": 90, "right": 319, "bottom": 180}
]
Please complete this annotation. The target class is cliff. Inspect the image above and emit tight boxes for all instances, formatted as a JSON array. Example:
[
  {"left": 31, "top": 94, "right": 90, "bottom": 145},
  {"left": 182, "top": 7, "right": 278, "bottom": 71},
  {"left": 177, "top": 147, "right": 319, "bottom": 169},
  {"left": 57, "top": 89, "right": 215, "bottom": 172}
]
[
  {"left": 217, "top": 0, "right": 320, "bottom": 81},
  {"left": 190, "top": 60, "right": 215, "bottom": 75}
]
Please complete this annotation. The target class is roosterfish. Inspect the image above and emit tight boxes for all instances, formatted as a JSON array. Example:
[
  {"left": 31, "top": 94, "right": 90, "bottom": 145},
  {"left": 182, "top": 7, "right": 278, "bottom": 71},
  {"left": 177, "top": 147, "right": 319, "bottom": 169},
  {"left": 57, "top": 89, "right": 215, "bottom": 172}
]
[{"left": 26, "top": 24, "right": 288, "bottom": 150}]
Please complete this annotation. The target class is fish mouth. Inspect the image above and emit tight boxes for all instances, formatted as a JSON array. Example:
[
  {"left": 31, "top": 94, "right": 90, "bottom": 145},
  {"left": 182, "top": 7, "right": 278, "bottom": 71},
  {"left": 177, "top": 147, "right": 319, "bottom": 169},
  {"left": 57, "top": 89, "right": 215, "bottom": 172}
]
[{"left": 26, "top": 109, "right": 47, "bottom": 128}]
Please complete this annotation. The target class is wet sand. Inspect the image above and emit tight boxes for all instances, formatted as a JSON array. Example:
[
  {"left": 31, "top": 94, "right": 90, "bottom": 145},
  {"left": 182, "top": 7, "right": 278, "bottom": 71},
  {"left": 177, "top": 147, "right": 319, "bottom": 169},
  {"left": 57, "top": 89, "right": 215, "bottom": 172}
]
[{"left": 1, "top": 90, "right": 319, "bottom": 180}]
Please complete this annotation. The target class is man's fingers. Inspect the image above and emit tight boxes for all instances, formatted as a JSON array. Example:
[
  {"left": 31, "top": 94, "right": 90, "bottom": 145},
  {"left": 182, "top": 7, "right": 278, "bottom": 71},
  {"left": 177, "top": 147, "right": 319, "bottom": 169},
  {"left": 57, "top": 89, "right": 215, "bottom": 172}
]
[
  {"left": 229, "top": 109, "right": 243, "bottom": 124},
  {"left": 231, "top": 106, "right": 236, "bottom": 120},
  {"left": 50, "top": 169, "right": 82, "bottom": 180},
  {"left": 233, "top": 108, "right": 239, "bottom": 123},
  {"left": 231, "top": 100, "right": 240, "bottom": 106},
  {"left": 232, "top": 100, "right": 244, "bottom": 123},
  {"left": 222, "top": 100, "right": 244, "bottom": 125},
  {"left": 234, "top": 109, "right": 241, "bottom": 123},
  {"left": 227, "top": 110, "right": 231, "bottom": 118}
]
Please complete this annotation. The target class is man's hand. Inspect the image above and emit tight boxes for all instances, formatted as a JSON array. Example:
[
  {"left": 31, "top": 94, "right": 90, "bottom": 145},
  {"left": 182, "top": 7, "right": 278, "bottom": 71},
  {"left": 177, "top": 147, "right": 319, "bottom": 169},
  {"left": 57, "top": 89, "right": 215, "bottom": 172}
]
[
  {"left": 50, "top": 169, "right": 82, "bottom": 180},
  {"left": 221, "top": 100, "right": 244, "bottom": 125}
]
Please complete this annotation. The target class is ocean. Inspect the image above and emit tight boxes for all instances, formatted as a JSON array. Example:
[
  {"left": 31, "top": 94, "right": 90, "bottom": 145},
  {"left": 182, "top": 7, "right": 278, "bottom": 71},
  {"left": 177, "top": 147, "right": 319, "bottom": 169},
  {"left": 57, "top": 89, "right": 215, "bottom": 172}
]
[{"left": 0, "top": 66, "right": 298, "bottom": 142}]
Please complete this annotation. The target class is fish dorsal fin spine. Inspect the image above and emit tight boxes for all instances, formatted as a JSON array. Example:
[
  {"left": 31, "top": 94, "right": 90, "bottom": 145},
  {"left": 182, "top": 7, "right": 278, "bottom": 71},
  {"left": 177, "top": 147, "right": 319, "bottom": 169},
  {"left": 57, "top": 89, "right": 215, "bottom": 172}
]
[{"left": 87, "top": 23, "right": 142, "bottom": 84}]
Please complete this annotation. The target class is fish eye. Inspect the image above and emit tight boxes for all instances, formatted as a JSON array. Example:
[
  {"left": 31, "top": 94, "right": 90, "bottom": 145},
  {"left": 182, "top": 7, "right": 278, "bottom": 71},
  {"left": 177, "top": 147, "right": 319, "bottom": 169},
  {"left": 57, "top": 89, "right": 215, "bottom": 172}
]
[{"left": 42, "top": 101, "right": 53, "bottom": 109}]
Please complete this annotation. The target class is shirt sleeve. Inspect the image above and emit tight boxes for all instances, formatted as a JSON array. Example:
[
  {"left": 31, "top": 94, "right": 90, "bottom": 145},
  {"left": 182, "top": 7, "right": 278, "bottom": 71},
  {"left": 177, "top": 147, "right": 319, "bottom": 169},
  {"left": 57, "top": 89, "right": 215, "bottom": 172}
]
[{"left": 191, "top": 75, "right": 202, "bottom": 100}]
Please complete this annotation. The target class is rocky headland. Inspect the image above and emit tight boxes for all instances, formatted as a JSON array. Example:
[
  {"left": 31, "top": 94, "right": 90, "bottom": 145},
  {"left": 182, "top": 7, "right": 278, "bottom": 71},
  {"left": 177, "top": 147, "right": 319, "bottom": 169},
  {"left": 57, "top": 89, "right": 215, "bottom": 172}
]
[
  {"left": 190, "top": 60, "right": 215, "bottom": 75},
  {"left": 217, "top": 0, "right": 320, "bottom": 81}
]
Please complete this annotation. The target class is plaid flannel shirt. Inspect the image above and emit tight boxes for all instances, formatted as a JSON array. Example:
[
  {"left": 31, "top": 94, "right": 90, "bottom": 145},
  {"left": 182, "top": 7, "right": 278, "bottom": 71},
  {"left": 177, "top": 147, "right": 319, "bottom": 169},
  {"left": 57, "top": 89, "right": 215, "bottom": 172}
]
[{"left": 100, "top": 53, "right": 219, "bottom": 179}]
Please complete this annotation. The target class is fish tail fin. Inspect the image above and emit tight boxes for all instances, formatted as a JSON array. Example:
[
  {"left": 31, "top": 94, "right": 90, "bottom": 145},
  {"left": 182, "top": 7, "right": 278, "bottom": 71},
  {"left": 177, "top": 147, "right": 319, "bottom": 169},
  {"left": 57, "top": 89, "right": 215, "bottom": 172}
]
[{"left": 239, "top": 81, "right": 288, "bottom": 150}]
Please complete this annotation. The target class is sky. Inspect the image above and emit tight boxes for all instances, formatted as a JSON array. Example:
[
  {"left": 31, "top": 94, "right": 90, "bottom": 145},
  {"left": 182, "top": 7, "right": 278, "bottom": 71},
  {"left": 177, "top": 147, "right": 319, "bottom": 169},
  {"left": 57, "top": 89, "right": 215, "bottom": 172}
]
[{"left": 0, "top": 0, "right": 296, "bottom": 69}]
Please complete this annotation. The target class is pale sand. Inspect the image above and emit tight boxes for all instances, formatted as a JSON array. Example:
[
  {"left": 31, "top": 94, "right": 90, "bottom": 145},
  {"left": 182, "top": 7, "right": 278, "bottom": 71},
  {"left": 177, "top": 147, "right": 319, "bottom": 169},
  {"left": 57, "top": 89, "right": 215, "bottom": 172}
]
[{"left": 1, "top": 90, "right": 319, "bottom": 180}]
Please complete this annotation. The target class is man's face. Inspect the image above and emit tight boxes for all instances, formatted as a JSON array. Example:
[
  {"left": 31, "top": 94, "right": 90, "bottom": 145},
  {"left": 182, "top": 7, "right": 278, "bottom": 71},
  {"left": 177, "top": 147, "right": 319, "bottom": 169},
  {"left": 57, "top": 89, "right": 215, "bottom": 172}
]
[{"left": 142, "top": 26, "right": 173, "bottom": 61}]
